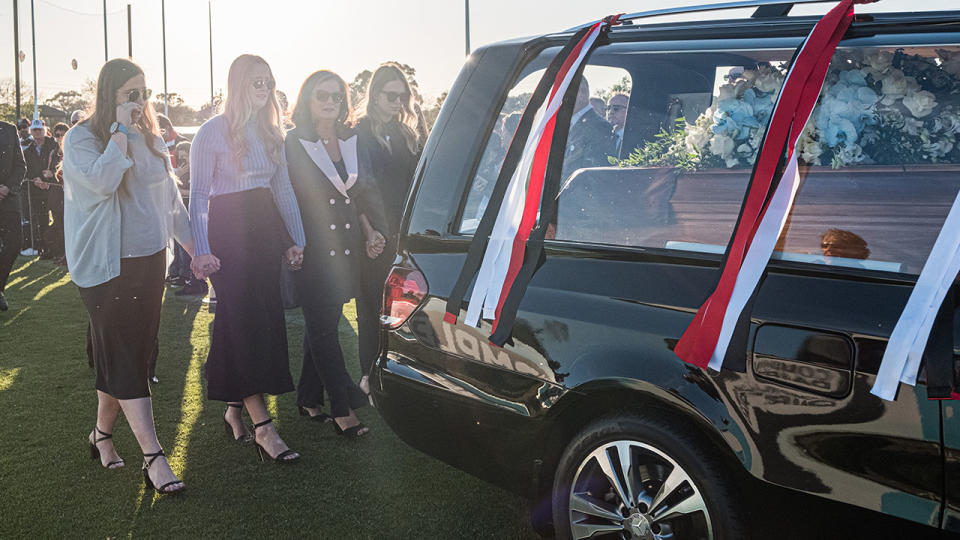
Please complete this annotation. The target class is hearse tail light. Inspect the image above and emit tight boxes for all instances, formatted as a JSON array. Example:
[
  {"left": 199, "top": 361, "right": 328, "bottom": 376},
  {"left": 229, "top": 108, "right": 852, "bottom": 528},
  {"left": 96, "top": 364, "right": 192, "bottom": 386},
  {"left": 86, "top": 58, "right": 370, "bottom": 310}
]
[{"left": 381, "top": 266, "right": 428, "bottom": 329}]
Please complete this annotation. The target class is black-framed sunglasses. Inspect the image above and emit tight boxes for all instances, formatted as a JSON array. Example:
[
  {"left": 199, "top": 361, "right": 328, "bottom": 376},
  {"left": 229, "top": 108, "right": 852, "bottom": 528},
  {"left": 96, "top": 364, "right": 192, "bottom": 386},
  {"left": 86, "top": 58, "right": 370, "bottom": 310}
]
[
  {"left": 314, "top": 91, "right": 345, "bottom": 104},
  {"left": 121, "top": 88, "right": 151, "bottom": 103},
  {"left": 251, "top": 78, "right": 276, "bottom": 91},
  {"left": 606, "top": 104, "right": 627, "bottom": 112},
  {"left": 381, "top": 91, "right": 408, "bottom": 103}
]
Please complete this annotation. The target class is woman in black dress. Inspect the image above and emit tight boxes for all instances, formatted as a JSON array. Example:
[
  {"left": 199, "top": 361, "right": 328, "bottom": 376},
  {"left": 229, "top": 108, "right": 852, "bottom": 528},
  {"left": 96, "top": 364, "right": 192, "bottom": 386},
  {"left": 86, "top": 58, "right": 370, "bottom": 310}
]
[
  {"left": 355, "top": 62, "right": 427, "bottom": 396},
  {"left": 286, "top": 70, "right": 388, "bottom": 437},
  {"left": 191, "top": 55, "right": 305, "bottom": 462},
  {"left": 62, "top": 59, "right": 192, "bottom": 493}
]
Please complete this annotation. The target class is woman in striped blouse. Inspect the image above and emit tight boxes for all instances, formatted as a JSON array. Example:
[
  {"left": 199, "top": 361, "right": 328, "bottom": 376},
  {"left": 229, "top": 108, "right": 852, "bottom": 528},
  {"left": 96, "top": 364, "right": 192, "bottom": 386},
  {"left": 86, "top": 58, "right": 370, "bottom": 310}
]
[{"left": 190, "top": 54, "right": 304, "bottom": 463}]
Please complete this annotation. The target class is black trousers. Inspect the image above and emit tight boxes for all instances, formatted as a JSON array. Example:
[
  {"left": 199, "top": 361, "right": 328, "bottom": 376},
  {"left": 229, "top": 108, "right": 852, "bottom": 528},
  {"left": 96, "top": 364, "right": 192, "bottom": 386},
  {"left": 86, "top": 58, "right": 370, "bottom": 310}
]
[
  {"left": 0, "top": 206, "right": 21, "bottom": 292},
  {"left": 25, "top": 186, "right": 48, "bottom": 253},
  {"left": 297, "top": 301, "right": 366, "bottom": 417},
  {"left": 356, "top": 253, "right": 392, "bottom": 376},
  {"left": 45, "top": 188, "right": 64, "bottom": 258}
]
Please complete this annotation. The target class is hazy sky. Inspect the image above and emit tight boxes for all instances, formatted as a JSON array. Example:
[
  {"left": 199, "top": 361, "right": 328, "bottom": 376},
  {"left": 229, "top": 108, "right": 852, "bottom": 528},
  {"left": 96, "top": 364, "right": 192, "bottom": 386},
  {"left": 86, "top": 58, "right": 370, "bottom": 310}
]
[{"left": 1, "top": 0, "right": 956, "bottom": 109}]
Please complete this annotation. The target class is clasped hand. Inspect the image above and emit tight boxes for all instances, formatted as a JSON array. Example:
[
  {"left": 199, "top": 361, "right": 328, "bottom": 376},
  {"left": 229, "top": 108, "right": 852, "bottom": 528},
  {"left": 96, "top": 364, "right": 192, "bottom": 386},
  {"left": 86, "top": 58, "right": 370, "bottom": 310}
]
[
  {"left": 366, "top": 231, "right": 386, "bottom": 259},
  {"left": 285, "top": 245, "right": 304, "bottom": 271},
  {"left": 191, "top": 253, "right": 222, "bottom": 280}
]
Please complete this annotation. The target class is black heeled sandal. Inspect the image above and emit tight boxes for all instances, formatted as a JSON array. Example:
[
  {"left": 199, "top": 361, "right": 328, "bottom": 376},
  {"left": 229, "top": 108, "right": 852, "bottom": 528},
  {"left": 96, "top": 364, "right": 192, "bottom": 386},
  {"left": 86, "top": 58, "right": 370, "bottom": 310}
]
[
  {"left": 333, "top": 421, "right": 370, "bottom": 439},
  {"left": 223, "top": 403, "right": 252, "bottom": 442},
  {"left": 252, "top": 418, "right": 299, "bottom": 464},
  {"left": 88, "top": 426, "right": 124, "bottom": 469},
  {"left": 142, "top": 449, "right": 185, "bottom": 495},
  {"left": 298, "top": 405, "right": 333, "bottom": 423}
]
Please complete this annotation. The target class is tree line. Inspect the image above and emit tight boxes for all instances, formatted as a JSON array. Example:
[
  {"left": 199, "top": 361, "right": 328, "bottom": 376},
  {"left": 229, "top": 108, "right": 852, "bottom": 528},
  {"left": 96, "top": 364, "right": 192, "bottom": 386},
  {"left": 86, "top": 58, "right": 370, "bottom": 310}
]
[{"left": 0, "top": 61, "right": 446, "bottom": 129}]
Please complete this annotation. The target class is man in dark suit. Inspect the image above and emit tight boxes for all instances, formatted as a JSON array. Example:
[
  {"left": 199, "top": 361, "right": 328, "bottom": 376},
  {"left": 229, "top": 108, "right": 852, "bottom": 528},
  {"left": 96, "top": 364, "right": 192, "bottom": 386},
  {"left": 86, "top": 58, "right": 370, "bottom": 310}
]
[
  {"left": 562, "top": 78, "right": 617, "bottom": 181},
  {"left": 0, "top": 120, "right": 27, "bottom": 311},
  {"left": 23, "top": 119, "right": 60, "bottom": 258}
]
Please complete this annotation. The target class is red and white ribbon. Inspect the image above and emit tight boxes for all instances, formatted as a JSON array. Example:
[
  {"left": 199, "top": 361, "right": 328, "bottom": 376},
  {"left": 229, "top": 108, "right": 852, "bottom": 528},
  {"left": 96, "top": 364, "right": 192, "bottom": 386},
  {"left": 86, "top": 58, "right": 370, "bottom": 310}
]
[
  {"left": 676, "top": 0, "right": 866, "bottom": 369},
  {"left": 464, "top": 22, "right": 605, "bottom": 328}
]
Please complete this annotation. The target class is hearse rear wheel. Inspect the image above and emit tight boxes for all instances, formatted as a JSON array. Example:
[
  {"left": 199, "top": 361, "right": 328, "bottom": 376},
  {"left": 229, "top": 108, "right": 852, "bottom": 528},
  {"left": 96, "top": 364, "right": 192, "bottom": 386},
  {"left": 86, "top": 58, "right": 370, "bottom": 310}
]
[{"left": 552, "top": 413, "right": 745, "bottom": 540}]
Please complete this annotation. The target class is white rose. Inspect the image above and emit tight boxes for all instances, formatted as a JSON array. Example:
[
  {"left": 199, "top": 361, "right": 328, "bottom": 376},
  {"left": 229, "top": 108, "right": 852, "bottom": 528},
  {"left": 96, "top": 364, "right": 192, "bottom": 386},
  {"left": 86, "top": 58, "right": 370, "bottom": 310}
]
[
  {"left": 685, "top": 126, "right": 711, "bottom": 151},
  {"left": 718, "top": 83, "right": 737, "bottom": 101},
  {"left": 902, "top": 90, "right": 937, "bottom": 118},
  {"left": 880, "top": 69, "right": 910, "bottom": 105},
  {"left": 839, "top": 143, "right": 866, "bottom": 165},
  {"left": 753, "top": 69, "right": 783, "bottom": 94},
  {"left": 799, "top": 138, "right": 824, "bottom": 165},
  {"left": 864, "top": 50, "right": 893, "bottom": 73},
  {"left": 709, "top": 133, "right": 736, "bottom": 158}
]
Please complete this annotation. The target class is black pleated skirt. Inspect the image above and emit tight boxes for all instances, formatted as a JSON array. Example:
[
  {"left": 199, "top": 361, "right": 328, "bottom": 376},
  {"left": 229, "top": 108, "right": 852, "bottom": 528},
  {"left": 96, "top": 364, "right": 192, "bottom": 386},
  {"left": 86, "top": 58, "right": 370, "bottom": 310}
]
[
  {"left": 79, "top": 250, "right": 165, "bottom": 400},
  {"left": 205, "top": 188, "right": 295, "bottom": 402}
]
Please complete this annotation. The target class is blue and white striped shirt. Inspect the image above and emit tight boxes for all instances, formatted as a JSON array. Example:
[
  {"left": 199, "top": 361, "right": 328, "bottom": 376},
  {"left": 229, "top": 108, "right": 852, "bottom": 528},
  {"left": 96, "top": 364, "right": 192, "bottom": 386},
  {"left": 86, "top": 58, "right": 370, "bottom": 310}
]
[{"left": 189, "top": 115, "right": 306, "bottom": 255}]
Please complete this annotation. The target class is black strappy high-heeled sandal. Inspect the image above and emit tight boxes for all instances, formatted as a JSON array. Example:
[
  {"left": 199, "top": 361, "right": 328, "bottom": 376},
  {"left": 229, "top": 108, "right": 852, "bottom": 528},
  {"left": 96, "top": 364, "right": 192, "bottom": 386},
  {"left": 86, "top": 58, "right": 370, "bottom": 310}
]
[
  {"left": 223, "top": 403, "right": 252, "bottom": 442},
  {"left": 252, "top": 419, "right": 299, "bottom": 464},
  {"left": 298, "top": 406, "right": 333, "bottom": 423},
  {"left": 332, "top": 421, "right": 370, "bottom": 439},
  {"left": 89, "top": 426, "right": 124, "bottom": 469},
  {"left": 142, "top": 449, "right": 185, "bottom": 495}
]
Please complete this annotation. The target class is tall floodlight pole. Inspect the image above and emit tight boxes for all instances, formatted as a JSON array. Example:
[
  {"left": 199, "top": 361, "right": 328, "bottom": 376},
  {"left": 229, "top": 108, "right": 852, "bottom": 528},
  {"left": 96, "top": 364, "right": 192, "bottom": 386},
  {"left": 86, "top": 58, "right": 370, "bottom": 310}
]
[
  {"left": 29, "top": 0, "right": 37, "bottom": 120},
  {"left": 13, "top": 0, "right": 21, "bottom": 118},
  {"left": 103, "top": 0, "right": 108, "bottom": 61},
  {"left": 127, "top": 4, "right": 132, "bottom": 58},
  {"left": 162, "top": 0, "right": 168, "bottom": 116},
  {"left": 464, "top": 0, "right": 470, "bottom": 56},
  {"left": 209, "top": 1, "right": 214, "bottom": 112}
]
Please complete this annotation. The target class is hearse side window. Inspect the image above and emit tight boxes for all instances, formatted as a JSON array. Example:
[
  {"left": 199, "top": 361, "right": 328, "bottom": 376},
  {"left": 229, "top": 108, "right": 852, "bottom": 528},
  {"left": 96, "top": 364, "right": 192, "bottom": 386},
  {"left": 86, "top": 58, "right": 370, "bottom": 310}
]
[
  {"left": 457, "top": 52, "right": 631, "bottom": 235},
  {"left": 459, "top": 68, "right": 545, "bottom": 233},
  {"left": 548, "top": 44, "right": 960, "bottom": 275}
]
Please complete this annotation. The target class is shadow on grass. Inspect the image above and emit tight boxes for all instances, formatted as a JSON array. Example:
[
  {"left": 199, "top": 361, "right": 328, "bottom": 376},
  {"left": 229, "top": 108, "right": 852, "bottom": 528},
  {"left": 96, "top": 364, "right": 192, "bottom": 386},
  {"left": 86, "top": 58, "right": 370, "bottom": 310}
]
[{"left": 1, "top": 261, "right": 539, "bottom": 538}]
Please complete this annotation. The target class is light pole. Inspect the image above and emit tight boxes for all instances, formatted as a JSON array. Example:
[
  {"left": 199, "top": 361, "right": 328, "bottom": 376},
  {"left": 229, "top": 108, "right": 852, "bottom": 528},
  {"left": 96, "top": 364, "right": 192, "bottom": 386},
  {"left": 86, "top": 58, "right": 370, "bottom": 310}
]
[
  {"left": 127, "top": 4, "right": 132, "bottom": 58},
  {"left": 103, "top": 0, "right": 108, "bottom": 61},
  {"left": 209, "top": 1, "right": 214, "bottom": 113},
  {"left": 13, "top": 0, "right": 21, "bottom": 118},
  {"left": 464, "top": 0, "right": 470, "bottom": 56},
  {"left": 162, "top": 0, "right": 168, "bottom": 116}
]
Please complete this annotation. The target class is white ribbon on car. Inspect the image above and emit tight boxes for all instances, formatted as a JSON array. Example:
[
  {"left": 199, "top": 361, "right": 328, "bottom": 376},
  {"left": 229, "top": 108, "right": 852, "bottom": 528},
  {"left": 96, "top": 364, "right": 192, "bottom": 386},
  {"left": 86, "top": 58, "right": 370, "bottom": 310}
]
[
  {"left": 298, "top": 134, "right": 358, "bottom": 198},
  {"left": 871, "top": 189, "right": 960, "bottom": 401}
]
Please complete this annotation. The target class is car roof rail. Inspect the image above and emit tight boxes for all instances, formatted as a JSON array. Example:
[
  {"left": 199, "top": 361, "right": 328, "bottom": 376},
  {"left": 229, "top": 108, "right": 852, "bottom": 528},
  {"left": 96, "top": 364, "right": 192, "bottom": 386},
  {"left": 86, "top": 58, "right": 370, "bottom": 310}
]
[{"left": 569, "top": 0, "right": 843, "bottom": 30}]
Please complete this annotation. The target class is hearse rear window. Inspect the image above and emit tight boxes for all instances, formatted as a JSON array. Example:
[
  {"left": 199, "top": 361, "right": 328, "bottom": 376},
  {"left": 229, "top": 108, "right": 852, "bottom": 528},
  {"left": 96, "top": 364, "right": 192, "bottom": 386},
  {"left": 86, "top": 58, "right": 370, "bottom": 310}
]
[{"left": 457, "top": 43, "right": 960, "bottom": 276}]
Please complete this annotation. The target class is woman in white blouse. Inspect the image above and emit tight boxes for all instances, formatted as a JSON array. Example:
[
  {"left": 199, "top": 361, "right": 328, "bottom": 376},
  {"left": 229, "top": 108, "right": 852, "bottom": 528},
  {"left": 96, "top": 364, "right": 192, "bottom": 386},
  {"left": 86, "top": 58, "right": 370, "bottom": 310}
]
[{"left": 62, "top": 59, "right": 192, "bottom": 495}]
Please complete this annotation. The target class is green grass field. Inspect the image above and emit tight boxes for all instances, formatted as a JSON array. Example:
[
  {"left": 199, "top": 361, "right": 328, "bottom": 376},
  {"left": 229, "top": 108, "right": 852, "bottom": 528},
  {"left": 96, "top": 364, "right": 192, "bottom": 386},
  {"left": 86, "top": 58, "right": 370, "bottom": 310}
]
[{"left": 0, "top": 256, "right": 538, "bottom": 539}]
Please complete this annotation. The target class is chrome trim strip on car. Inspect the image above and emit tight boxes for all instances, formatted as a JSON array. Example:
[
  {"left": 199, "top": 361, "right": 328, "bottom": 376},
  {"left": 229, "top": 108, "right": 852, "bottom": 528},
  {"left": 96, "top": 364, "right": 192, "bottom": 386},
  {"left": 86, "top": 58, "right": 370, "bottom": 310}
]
[{"left": 570, "top": 0, "right": 840, "bottom": 30}]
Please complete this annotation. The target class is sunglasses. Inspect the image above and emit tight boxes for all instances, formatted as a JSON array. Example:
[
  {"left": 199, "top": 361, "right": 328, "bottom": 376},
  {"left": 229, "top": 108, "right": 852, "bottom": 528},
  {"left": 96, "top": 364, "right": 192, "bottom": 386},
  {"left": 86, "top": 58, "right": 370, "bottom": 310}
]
[
  {"left": 381, "top": 91, "right": 408, "bottom": 103},
  {"left": 606, "top": 104, "right": 627, "bottom": 112},
  {"left": 120, "top": 88, "right": 151, "bottom": 103},
  {"left": 251, "top": 78, "right": 276, "bottom": 91},
  {"left": 314, "top": 91, "right": 345, "bottom": 104}
]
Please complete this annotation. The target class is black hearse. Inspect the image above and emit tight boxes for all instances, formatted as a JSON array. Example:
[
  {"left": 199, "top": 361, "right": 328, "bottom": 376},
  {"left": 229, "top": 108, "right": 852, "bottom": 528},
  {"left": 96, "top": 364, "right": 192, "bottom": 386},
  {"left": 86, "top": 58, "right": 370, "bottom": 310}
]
[{"left": 370, "top": 1, "right": 960, "bottom": 538}]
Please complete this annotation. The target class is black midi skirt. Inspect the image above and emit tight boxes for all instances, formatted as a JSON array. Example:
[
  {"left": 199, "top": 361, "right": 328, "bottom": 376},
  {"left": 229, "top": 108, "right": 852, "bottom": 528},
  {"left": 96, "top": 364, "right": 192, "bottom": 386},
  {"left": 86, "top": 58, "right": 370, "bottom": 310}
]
[
  {"left": 205, "top": 188, "right": 295, "bottom": 402},
  {"left": 79, "top": 250, "right": 165, "bottom": 400}
]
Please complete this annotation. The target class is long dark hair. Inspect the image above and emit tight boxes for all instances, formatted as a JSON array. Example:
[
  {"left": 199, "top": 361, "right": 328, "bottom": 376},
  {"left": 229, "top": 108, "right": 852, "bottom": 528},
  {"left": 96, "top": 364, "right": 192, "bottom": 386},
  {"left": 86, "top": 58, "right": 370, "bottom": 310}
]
[
  {"left": 359, "top": 62, "right": 422, "bottom": 155},
  {"left": 82, "top": 58, "right": 168, "bottom": 165},
  {"left": 291, "top": 70, "right": 354, "bottom": 141}
]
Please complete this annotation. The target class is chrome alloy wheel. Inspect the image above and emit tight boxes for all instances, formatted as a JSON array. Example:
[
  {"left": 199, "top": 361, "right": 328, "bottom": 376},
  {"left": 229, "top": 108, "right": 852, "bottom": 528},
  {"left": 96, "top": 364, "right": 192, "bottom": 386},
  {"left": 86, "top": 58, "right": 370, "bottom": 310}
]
[{"left": 567, "top": 440, "right": 714, "bottom": 540}]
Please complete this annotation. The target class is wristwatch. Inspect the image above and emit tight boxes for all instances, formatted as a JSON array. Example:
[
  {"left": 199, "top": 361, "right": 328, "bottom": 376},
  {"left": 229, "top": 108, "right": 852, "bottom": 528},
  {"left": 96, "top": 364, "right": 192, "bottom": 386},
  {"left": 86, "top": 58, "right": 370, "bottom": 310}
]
[{"left": 109, "top": 122, "right": 129, "bottom": 135}]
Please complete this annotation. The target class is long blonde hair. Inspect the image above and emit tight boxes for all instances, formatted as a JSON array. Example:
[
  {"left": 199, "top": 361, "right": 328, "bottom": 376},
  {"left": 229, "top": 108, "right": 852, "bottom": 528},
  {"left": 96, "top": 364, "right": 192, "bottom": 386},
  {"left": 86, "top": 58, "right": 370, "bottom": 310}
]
[
  {"left": 223, "top": 54, "right": 284, "bottom": 166},
  {"left": 360, "top": 62, "right": 423, "bottom": 155}
]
